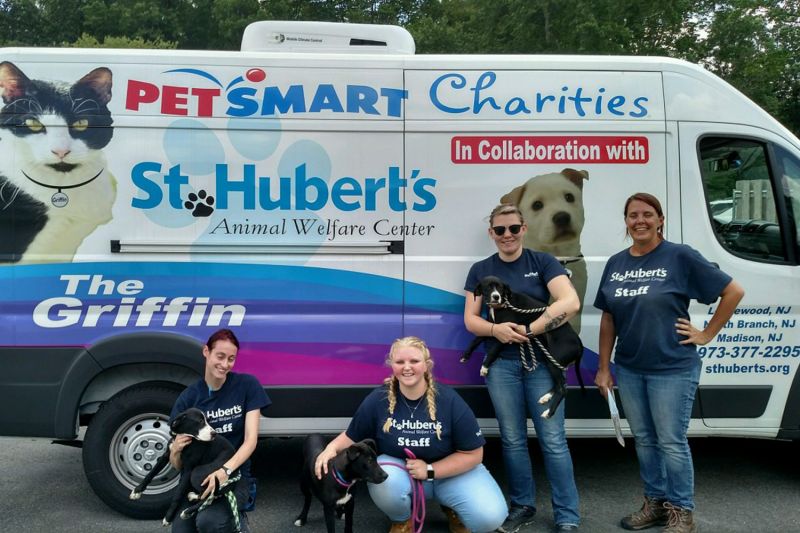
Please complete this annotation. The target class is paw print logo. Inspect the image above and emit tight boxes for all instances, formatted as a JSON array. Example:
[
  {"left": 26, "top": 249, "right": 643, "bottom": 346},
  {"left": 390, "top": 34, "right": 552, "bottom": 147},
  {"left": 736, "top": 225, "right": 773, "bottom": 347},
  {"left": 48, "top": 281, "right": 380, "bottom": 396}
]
[{"left": 184, "top": 190, "right": 215, "bottom": 217}]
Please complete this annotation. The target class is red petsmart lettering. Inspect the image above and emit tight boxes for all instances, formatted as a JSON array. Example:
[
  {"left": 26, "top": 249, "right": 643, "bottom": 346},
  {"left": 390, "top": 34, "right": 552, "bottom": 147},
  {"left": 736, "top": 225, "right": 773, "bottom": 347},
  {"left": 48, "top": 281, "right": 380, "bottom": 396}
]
[
  {"left": 451, "top": 135, "right": 649, "bottom": 164},
  {"left": 125, "top": 79, "right": 221, "bottom": 116}
]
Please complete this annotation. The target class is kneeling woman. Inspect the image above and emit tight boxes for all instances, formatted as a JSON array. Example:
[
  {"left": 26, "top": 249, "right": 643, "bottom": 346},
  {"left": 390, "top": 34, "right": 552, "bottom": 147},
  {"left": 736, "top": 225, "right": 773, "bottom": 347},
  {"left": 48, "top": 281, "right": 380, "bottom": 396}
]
[{"left": 314, "top": 336, "right": 507, "bottom": 533}]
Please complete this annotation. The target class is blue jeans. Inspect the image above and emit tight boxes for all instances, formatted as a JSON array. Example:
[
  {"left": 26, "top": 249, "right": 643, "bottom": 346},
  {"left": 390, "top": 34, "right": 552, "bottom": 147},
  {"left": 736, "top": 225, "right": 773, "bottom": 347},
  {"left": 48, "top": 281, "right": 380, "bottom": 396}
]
[
  {"left": 616, "top": 364, "right": 701, "bottom": 510},
  {"left": 486, "top": 357, "right": 580, "bottom": 526},
  {"left": 368, "top": 455, "right": 507, "bottom": 533}
]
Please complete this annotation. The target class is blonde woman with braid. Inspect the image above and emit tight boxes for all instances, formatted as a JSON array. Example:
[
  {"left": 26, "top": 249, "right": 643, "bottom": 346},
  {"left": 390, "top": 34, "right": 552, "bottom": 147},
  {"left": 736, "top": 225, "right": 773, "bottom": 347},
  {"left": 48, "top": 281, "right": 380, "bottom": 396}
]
[{"left": 314, "top": 336, "right": 507, "bottom": 533}]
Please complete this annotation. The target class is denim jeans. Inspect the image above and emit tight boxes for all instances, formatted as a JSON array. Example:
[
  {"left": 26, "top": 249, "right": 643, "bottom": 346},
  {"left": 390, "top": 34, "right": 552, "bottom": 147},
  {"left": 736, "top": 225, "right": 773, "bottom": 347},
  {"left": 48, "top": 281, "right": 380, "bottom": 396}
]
[
  {"left": 615, "top": 363, "right": 701, "bottom": 510},
  {"left": 486, "top": 357, "right": 580, "bottom": 526},
  {"left": 368, "top": 454, "right": 507, "bottom": 533}
]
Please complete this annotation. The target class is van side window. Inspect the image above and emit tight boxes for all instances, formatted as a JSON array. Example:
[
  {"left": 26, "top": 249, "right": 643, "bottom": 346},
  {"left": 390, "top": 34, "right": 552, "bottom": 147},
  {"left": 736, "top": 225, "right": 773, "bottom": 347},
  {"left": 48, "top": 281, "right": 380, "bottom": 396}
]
[
  {"left": 699, "top": 137, "right": 787, "bottom": 262},
  {"left": 773, "top": 145, "right": 800, "bottom": 249}
]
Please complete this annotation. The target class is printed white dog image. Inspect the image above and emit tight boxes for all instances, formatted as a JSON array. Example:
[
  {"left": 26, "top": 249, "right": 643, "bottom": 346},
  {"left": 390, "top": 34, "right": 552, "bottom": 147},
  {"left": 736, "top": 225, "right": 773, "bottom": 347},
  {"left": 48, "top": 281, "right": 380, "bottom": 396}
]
[{"left": 500, "top": 168, "right": 588, "bottom": 333}]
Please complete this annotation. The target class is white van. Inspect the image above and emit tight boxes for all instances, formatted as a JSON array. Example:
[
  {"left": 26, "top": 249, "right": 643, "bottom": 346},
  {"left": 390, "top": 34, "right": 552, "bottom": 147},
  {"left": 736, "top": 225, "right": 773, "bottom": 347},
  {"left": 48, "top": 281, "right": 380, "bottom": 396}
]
[{"left": 0, "top": 21, "right": 797, "bottom": 518}]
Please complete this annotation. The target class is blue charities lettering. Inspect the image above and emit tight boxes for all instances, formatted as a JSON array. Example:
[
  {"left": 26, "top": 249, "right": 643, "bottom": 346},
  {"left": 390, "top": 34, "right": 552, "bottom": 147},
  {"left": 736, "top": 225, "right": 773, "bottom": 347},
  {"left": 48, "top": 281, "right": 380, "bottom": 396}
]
[{"left": 430, "top": 71, "right": 651, "bottom": 118}]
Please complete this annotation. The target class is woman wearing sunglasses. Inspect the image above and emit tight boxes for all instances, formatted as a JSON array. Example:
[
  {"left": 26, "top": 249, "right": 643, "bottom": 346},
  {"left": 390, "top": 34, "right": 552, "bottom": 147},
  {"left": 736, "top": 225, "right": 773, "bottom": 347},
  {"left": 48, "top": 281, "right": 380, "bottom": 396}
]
[{"left": 463, "top": 203, "right": 582, "bottom": 533}]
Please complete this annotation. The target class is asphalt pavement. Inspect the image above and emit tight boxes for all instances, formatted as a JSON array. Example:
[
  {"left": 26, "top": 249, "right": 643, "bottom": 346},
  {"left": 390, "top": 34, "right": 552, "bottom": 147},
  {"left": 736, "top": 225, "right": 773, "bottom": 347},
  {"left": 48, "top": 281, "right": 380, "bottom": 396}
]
[{"left": 0, "top": 435, "right": 797, "bottom": 532}]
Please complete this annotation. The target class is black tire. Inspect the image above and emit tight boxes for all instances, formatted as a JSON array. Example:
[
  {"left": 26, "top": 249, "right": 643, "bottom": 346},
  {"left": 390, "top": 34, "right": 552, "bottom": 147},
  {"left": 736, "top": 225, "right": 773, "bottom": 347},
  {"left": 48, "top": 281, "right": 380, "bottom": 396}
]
[{"left": 83, "top": 383, "right": 183, "bottom": 519}]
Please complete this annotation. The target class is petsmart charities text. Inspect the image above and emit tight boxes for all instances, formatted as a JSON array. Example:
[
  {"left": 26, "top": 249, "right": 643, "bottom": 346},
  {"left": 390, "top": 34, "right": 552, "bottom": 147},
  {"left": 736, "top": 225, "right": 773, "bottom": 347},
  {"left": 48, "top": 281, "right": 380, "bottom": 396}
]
[
  {"left": 451, "top": 136, "right": 649, "bottom": 164},
  {"left": 32, "top": 274, "right": 245, "bottom": 328}
]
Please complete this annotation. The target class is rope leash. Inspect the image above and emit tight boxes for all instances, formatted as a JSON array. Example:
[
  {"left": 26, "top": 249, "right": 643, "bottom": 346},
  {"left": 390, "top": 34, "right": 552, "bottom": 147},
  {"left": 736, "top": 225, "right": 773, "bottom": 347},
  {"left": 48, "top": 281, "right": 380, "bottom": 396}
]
[
  {"left": 194, "top": 471, "right": 242, "bottom": 532},
  {"left": 379, "top": 448, "right": 425, "bottom": 533},
  {"left": 500, "top": 299, "right": 567, "bottom": 372}
]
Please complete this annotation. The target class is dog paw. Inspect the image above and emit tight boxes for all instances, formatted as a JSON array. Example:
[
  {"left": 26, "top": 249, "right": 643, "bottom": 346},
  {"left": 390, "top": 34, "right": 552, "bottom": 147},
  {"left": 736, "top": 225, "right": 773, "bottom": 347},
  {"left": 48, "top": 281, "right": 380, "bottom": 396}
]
[
  {"left": 161, "top": 518, "right": 171, "bottom": 527},
  {"left": 537, "top": 392, "right": 553, "bottom": 404},
  {"left": 294, "top": 519, "right": 304, "bottom": 527},
  {"left": 459, "top": 356, "right": 467, "bottom": 363},
  {"left": 540, "top": 410, "right": 553, "bottom": 419},
  {"left": 129, "top": 490, "right": 141, "bottom": 500},
  {"left": 180, "top": 510, "right": 193, "bottom": 520},
  {"left": 184, "top": 190, "right": 215, "bottom": 217},
  {"left": 187, "top": 492, "right": 199, "bottom": 501},
  {"left": 479, "top": 366, "right": 489, "bottom": 377}
]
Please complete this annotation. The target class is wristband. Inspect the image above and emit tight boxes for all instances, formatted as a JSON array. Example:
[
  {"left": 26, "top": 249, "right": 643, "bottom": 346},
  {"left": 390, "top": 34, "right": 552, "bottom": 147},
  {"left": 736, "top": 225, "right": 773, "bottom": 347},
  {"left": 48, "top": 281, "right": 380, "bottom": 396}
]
[
  {"left": 490, "top": 324, "right": 495, "bottom": 337},
  {"left": 525, "top": 323, "right": 533, "bottom": 337}
]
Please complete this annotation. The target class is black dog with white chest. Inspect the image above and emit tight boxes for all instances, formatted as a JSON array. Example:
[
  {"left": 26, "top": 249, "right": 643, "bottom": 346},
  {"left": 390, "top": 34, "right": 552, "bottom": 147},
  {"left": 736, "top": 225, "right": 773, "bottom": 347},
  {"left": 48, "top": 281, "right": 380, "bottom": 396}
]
[
  {"left": 463, "top": 275, "right": 585, "bottom": 419},
  {"left": 294, "top": 434, "right": 387, "bottom": 533},
  {"left": 130, "top": 407, "right": 238, "bottom": 527}
]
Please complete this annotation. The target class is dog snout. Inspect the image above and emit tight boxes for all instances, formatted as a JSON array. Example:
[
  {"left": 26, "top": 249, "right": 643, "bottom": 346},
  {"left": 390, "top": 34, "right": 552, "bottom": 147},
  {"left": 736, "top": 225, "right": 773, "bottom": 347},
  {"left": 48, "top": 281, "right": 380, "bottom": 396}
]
[
  {"left": 371, "top": 466, "right": 389, "bottom": 484},
  {"left": 553, "top": 211, "right": 572, "bottom": 227}
]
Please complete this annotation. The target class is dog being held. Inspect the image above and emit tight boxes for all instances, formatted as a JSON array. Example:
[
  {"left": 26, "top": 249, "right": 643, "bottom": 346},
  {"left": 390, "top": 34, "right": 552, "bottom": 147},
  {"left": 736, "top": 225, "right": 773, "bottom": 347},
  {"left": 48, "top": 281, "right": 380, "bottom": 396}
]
[
  {"left": 501, "top": 168, "right": 589, "bottom": 333},
  {"left": 130, "top": 407, "right": 239, "bottom": 527},
  {"left": 294, "top": 434, "right": 387, "bottom": 533},
  {"left": 462, "top": 275, "right": 585, "bottom": 419}
]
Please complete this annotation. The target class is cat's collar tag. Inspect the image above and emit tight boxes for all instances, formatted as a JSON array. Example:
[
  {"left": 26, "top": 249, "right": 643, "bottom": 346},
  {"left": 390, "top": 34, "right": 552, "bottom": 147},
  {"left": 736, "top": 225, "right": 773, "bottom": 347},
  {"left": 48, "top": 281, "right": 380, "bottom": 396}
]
[{"left": 51, "top": 192, "right": 69, "bottom": 208}]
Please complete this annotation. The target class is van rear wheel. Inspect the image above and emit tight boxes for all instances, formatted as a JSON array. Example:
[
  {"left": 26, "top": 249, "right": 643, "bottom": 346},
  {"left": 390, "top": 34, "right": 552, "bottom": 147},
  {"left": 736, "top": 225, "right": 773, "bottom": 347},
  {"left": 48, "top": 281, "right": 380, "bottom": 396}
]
[{"left": 82, "top": 384, "right": 182, "bottom": 519}]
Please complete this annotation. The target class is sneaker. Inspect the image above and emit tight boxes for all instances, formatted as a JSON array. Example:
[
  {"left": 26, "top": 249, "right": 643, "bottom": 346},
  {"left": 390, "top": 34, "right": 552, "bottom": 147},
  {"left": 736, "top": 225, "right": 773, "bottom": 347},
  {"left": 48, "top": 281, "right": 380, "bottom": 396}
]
[
  {"left": 497, "top": 504, "right": 536, "bottom": 533},
  {"left": 621, "top": 496, "right": 668, "bottom": 530},
  {"left": 662, "top": 502, "right": 697, "bottom": 533},
  {"left": 555, "top": 525, "right": 579, "bottom": 532}
]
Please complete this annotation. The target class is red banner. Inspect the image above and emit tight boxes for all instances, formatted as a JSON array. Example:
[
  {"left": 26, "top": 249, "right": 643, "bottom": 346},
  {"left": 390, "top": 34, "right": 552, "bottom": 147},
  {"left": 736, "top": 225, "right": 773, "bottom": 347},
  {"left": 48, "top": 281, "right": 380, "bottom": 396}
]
[{"left": 451, "top": 135, "right": 649, "bottom": 164}]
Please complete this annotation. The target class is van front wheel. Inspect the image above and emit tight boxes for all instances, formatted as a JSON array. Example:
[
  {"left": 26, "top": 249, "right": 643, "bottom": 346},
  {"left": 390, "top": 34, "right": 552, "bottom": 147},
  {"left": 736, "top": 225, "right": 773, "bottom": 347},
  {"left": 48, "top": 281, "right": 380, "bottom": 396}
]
[{"left": 82, "top": 384, "right": 182, "bottom": 519}]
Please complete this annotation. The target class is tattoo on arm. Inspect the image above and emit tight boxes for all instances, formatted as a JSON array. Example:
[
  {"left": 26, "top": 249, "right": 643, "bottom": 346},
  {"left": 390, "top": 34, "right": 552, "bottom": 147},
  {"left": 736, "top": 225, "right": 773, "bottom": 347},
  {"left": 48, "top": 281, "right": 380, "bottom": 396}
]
[{"left": 543, "top": 312, "right": 567, "bottom": 332}]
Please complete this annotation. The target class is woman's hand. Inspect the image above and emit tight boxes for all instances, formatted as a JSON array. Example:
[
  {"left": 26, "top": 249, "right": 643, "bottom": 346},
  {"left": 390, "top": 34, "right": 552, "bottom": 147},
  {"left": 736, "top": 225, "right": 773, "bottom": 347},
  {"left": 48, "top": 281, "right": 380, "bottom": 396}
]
[
  {"left": 170, "top": 434, "right": 192, "bottom": 453},
  {"left": 405, "top": 459, "right": 429, "bottom": 480},
  {"left": 493, "top": 322, "right": 528, "bottom": 344},
  {"left": 200, "top": 468, "right": 228, "bottom": 499},
  {"left": 594, "top": 367, "right": 614, "bottom": 398},
  {"left": 314, "top": 446, "right": 337, "bottom": 480},
  {"left": 676, "top": 318, "right": 712, "bottom": 345}
]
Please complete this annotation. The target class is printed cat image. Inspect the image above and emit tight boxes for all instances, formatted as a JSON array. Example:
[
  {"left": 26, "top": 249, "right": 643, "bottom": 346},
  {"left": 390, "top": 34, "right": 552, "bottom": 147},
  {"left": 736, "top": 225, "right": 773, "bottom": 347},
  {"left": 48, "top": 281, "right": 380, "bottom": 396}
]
[{"left": 0, "top": 61, "right": 116, "bottom": 264}]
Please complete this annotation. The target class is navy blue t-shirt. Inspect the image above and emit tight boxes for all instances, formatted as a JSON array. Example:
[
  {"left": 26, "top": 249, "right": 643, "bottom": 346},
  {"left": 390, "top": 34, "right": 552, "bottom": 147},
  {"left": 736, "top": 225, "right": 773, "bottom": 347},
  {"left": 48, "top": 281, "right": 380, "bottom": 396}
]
[
  {"left": 172, "top": 372, "right": 270, "bottom": 475},
  {"left": 346, "top": 384, "right": 485, "bottom": 463},
  {"left": 594, "top": 240, "right": 731, "bottom": 373},
  {"left": 464, "top": 248, "right": 568, "bottom": 358}
]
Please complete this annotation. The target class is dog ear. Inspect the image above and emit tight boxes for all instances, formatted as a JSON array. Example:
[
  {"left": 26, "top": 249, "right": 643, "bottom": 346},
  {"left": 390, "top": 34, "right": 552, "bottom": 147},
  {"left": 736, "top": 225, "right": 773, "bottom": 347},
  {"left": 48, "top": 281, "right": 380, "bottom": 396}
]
[
  {"left": 346, "top": 443, "right": 362, "bottom": 461},
  {"left": 501, "top": 282, "right": 512, "bottom": 301},
  {"left": 170, "top": 413, "right": 186, "bottom": 430},
  {"left": 560, "top": 168, "right": 589, "bottom": 190},
  {"left": 473, "top": 284, "right": 483, "bottom": 298},
  {"left": 500, "top": 184, "right": 526, "bottom": 206},
  {"left": 362, "top": 439, "right": 377, "bottom": 454}
]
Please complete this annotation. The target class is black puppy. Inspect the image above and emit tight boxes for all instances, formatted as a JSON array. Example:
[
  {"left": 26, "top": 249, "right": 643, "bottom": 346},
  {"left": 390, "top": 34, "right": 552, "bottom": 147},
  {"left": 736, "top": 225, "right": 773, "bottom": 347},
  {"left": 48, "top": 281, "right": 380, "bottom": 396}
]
[
  {"left": 463, "top": 275, "right": 585, "bottom": 418},
  {"left": 130, "top": 407, "right": 238, "bottom": 527},
  {"left": 294, "top": 434, "right": 387, "bottom": 533}
]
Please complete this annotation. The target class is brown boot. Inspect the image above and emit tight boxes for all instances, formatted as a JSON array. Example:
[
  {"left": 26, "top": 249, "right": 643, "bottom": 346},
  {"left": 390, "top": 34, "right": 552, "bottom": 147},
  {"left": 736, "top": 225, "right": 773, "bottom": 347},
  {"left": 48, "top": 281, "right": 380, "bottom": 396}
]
[
  {"left": 441, "top": 505, "right": 469, "bottom": 533},
  {"left": 389, "top": 518, "right": 413, "bottom": 533},
  {"left": 662, "top": 502, "right": 697, "bottom": 533},
  {"left": 620, "top": 496, "right": 668, "bottom": 530}
]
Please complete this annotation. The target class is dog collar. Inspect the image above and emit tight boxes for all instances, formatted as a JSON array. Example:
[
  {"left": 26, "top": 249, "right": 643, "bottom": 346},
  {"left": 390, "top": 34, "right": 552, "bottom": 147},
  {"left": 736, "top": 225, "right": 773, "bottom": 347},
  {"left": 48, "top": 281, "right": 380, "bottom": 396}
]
[
  {"left": 557, "top": 254, "right": 584, "bottom": 265},
  {"left": 331, "top": 465, "right": 355, "bottom": 488}
]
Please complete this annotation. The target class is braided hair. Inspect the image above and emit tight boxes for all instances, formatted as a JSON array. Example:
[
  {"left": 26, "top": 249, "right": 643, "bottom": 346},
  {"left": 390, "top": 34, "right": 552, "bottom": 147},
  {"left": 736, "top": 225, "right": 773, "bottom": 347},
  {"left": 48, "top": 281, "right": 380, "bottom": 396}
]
[{"left": 382, "top": 336, "right": 442, "bottom": 440}]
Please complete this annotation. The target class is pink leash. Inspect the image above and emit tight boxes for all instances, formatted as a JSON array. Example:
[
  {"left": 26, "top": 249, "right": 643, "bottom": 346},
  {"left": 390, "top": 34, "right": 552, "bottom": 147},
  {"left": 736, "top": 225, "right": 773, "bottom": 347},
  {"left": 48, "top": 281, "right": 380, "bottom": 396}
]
[{"left": 379, "top": 448, "right": 426, "bottom": 533}]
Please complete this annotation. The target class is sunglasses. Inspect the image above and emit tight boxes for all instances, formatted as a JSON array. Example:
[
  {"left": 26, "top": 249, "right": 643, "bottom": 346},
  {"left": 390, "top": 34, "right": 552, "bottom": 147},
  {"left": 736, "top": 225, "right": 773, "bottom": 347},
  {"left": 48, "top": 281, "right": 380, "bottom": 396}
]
[{"left": 492, "top": 224, "right": 523, "bottom": 236}]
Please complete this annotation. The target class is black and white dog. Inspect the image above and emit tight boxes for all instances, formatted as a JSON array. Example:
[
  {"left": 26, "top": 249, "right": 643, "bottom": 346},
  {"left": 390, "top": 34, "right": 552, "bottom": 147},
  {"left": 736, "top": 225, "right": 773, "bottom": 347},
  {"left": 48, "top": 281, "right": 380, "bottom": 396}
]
[
  {"left": 130, "top": 407, "right": 238, "bottom": 527},
  {"left": 463, "top": 275, "right": 585, "bottom": 419},
  {"left": 294, "top": 434, "right": 387, "bottom": 533}
]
